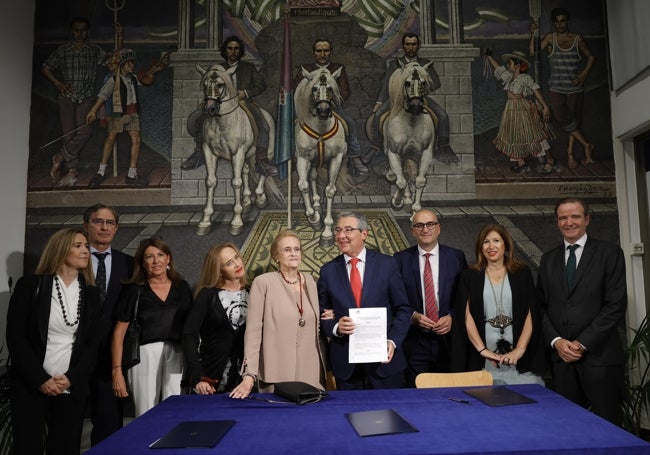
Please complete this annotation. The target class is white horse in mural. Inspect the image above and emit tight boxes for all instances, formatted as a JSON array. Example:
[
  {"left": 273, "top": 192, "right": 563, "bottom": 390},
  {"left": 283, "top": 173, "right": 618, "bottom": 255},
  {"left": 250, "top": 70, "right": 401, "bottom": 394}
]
[
  {"left": 194, "top": 64, "right": 274, "bottom": 236},
  {"left": 384, "top": 61, "right": 436, "bottom": 213},
  {"left": 294, "top": 66, "right": 347, "bottom": 246}
]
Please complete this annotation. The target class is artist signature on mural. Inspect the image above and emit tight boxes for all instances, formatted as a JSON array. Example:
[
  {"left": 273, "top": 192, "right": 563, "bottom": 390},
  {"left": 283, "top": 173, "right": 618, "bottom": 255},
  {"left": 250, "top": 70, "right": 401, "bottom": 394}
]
[{"left": 558, "top": 184, "right": 612, "bottom": 195}]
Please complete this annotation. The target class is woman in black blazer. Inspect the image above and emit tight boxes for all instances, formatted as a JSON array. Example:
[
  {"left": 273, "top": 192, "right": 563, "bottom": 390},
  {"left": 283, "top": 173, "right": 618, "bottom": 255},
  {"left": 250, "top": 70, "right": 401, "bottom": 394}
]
[
  {"left": 7, "top": 228, "right": 100, "bottom": 455},
  {"left": 451, "top": 224, "right": 546, "bottom": 384},
  {"left": 182, "top": 243, "right": 248, "bottom": 394}
]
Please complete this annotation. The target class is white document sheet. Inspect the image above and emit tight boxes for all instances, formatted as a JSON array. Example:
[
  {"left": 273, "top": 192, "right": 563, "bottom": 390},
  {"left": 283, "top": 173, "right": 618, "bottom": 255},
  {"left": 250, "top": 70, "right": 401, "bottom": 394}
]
[{"left": 348, "top": 307, "right": 387, "bottom": 363}]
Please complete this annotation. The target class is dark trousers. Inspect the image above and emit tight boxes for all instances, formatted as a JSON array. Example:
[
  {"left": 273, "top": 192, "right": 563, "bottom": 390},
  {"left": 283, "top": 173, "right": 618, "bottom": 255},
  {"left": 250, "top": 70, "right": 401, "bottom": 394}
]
[
  {"left": 11, "top": 381, "right": 86, "bottom": 455},
  {"left": 549, "top": 90, "right": 584, "bottom": 133},
  {"left": 90, "top": 375, "right": 124, "bottom": 445},
  {"left": 552, "top": 360, "right": 623, "bottom": 426},
  {"left": 335, "top": 363, "right": 403, "bottom": 390},
  {"left": 58, "top": 96, "right": 95, "bottom": 169},
  {"left": 402, "top": 329, "right": 450, "bottom": 387}
]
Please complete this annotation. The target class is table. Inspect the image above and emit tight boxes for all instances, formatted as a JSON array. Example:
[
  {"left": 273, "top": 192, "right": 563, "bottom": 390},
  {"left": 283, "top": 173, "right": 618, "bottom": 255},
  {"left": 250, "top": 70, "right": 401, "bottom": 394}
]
[{"left": 87, "top": 385, "right": 649, "bottom": 454}]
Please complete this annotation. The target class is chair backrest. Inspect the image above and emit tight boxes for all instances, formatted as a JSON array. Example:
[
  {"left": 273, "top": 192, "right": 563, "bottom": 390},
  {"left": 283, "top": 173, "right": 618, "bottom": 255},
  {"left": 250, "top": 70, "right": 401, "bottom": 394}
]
[{"left": 415, "top": 371, "right": 494, "bottom": 388}]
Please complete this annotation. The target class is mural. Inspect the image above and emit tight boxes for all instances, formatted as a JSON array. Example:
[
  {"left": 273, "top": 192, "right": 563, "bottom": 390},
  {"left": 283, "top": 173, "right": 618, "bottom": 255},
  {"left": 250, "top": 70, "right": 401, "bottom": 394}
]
[{"left": 25, "top": 0, "right": 616, "bottom": 284}]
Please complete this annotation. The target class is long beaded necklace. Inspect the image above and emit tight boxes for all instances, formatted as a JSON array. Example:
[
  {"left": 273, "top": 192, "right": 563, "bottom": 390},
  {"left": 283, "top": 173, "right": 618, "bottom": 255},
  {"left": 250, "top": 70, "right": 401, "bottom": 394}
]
[
  {"left": 54, "top": 275, "right": 82, "bottom": 327},
  {"left": 485, "top": 273, "right": 512, "bottom": 334},
  {"left": 278, "top": 270, "right": 304, "bottom": 327}
]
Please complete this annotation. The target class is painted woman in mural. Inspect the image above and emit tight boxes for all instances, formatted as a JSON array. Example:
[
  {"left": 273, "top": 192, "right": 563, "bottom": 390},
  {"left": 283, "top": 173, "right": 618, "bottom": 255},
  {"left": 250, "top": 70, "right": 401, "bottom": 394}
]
[{"left": 484, "top": 48, "right": 556, "bottom": 175}]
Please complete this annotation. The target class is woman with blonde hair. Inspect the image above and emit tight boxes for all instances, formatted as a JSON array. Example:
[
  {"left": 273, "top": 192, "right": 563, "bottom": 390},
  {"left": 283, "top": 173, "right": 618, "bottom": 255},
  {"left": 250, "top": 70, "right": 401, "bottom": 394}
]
[
  {"left": 7, "top": 228, "right": 100, "bottom": 455},
  {"left": 230, "top": 230, "right": 326, "bottom": 398},
  {"left": 182, "top": 243, "right": 248, "bottom": 394},
  {"left": 111, "top": 237, "right": 192, "bottom": 416},
  {"left": 451, "top": 224, "right": 546, "bottom": 385}
]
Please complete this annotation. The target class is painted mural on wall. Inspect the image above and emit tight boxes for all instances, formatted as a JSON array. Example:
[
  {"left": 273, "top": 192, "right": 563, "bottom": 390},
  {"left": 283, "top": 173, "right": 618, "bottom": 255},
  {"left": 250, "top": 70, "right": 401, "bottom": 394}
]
[{"left": 28, "top": 0, "right": 614, "bottom": 280}]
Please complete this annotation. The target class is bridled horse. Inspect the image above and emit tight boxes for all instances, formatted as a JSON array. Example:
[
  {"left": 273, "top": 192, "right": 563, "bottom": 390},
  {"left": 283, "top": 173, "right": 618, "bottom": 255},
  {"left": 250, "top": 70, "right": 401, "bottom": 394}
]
[
  {"left": 383, "top": 61, "right": 436, "bottom": 213},
  {"left": 295, "top": 66, "right": 347, "bottom": 246},
  {"left": 194, "top": 64, "right": 273, "bottom": 236}
]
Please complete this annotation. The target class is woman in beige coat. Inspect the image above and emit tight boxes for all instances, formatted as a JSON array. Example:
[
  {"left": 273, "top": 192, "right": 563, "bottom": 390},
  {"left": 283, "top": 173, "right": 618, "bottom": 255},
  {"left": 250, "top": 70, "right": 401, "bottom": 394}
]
[{"left": 230, "top": 230, "right": 326, "bottom": 398}]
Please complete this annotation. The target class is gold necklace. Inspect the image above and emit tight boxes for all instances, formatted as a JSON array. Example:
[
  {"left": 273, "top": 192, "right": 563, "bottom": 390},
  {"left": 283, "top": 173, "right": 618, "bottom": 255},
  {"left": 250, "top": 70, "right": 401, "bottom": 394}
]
[{"left": 278, "top": 270, "right": 305, "bottom": 327}]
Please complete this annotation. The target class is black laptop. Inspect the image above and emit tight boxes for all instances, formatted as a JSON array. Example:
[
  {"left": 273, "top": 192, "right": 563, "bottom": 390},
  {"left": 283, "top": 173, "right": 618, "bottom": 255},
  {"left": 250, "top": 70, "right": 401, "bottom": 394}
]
[
  {"left": 463, "top": 386, "right": 537, "bottom": 407},
  {"left": 345, "top": 409, "right": 418, "bottom": 437},
  {"left": 149, "top": 420, "right": 235, "bottom": 449}
]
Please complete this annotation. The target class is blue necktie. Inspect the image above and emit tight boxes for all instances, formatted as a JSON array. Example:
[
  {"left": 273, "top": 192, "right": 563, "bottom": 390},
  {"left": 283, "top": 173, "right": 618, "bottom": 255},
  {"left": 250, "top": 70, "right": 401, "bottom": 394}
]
[
  {"left": 93, "top": 252, "right": 108, "bottom": 303},
  {"left": 566, "top": 244, "right": 579, "bottom": 288}
]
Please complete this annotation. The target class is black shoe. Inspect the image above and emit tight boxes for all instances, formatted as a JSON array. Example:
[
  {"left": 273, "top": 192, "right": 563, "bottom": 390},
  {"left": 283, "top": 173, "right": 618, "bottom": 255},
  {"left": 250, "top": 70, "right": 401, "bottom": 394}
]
[
  {"left": 255, "top": 158, "right": 279, "bottom": 177},
  {"left": 181, "top": 149, "right": 204, "bottom": 170},
  {"left": 125, "top": 175, "right": 149, "bottom": 186},
  {"left": 348, "top": 156, "right": 369, "bottom": 176},
  {"left": 434, "top": 144, "right": 460, "bottom": 165},
  {"left": 88, "top": 173, "right": 106, "bottom": 189}
]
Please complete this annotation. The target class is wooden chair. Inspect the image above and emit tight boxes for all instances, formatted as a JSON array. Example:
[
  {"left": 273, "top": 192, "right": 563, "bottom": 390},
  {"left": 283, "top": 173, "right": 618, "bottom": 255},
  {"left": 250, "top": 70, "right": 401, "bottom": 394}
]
[{"left": 415, "top": 370, "right": 493, "bottom": 388}]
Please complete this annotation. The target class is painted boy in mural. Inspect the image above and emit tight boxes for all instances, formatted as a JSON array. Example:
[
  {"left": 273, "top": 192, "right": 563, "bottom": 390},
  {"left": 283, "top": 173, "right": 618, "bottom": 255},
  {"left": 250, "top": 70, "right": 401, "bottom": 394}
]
[
  {"left": 295, "top": 38, "right": 369, "bottom": 177},
  {"left": 181, "top": 36, "right": 278, "bottom": 177},
  {"left": 530, "top": 7, "right": 595, "bottom": 169},
  {"left": 367, "top": 33, "right": 458, "bottom": 166},
  {"left": 85, "top": 48, "right": 166, "bottom": 187},
  {"left": 43, "top": 17, "right": 109, "bottom": 187}
]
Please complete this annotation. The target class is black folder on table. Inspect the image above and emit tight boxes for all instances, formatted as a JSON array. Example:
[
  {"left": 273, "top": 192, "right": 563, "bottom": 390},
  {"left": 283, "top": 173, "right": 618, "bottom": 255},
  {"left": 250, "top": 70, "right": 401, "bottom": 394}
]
[
  {"left": 149, "top": 420, "right": 235, "bottom": 449},
  {"left": 463, "top": 386, "right": 537, "bottom": 407},
  {"left": 345, "top": 409, "right": 418, "bottom": 437}
]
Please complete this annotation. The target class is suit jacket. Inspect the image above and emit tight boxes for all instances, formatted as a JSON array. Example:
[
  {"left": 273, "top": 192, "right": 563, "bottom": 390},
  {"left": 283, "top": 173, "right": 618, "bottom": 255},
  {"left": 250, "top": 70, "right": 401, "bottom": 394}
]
[
  {"left": 223, "top": 60, "right": 266, "bottom": 98},
  {"left": 318, "top": 250, "right": 412, "bottom": 380},
  {"left": 537, "top": 236, "right": 627, "bottom": 366},
  {"left": 7, "top": 274, "right": 101, "bottom": 398},
  {"left": 295, "top": 61, "right": 351, "bottom": 102},
  {"left": 450, "top": 267, "right": 546, "bottom": 375},
  {"left": 244, "top": 273, "right": 326, "bottom": 389},
  {"left": 393, "top": 244, "right": 467, "bottom": 320},
  {"left": 376, "top": 56, "right": 441, "bottom": 105},
  {"left": 95, "top": 249, "right": 133, "bottom": 378}
]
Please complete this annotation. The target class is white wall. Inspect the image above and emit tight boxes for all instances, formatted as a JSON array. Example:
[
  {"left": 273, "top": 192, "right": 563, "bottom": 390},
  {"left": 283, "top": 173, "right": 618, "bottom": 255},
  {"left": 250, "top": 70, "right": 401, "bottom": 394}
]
[{"left": 0, "top": 0, "right": 34, "bottom": 351}]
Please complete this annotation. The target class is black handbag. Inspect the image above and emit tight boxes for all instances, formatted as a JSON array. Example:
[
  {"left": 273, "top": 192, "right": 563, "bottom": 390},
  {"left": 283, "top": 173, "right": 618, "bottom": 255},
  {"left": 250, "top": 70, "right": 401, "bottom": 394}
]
[
  {"left": 274, "top": 381, "right": 328, "bottom": 405},
  {"left": 122, "top": 289, "right": 141, "bottom": 370}
]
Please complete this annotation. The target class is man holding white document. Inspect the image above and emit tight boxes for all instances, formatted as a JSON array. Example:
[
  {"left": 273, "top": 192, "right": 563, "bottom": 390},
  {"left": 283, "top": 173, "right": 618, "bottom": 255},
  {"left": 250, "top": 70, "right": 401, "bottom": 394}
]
[{"left": 318, "top": 211, "right": 412, "bottom": 390}]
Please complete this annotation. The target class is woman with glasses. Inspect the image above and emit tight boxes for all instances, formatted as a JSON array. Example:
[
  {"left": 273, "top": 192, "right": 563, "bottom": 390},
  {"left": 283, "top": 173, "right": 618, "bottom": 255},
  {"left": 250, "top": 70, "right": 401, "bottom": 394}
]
[
  {"left": 7, "top": 229, "right": 101, "bottom": 455},
  {"left": 230, "top": 230, "right": 326, "bottom": 398},
  {"left": 111, "top": 237, "right": 192, "bottom": 416},
  {"left": 450, "top": 224, "right": 546, "bottom": 385},
  {"left": 182, "top": 243, "right": 248, "bottom": 395}
]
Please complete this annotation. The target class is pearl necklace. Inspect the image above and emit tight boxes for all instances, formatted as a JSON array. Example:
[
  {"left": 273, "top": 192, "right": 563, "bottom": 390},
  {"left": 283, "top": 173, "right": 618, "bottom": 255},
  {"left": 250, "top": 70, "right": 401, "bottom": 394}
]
[{"left": 54, "top": 275, "right": 82, "bottom": 327}]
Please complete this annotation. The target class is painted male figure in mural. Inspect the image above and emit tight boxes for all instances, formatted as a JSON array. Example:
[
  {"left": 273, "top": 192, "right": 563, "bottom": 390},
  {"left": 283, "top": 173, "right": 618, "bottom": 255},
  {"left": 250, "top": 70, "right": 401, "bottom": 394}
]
[
  {"left": 530, "top": 8, "right": 595, "bottom": 169},
  {"left": 181, "top": 36, "right": 279, "bottom": 177},
  {"left": 42, "top": 17, "right": 109, "bottom": 187},
  {"left": 367, "top": 33, "right": 459, "bottom": 166},
  {"left": 295, "top": 39, "right": 369, "bottom": 177}
]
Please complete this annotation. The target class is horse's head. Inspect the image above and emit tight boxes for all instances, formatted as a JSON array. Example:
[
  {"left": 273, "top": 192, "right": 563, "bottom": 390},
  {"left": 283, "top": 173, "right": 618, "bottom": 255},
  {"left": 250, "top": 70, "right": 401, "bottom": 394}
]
[
  {"left": 389, "top": 61, "right": 434, "bottom": 115},
  {"left": 298, "top": 66, "right": 343, "bottom": 120},
  {"left": 195, "top": 63, "right": 237, "bottom": 117}
]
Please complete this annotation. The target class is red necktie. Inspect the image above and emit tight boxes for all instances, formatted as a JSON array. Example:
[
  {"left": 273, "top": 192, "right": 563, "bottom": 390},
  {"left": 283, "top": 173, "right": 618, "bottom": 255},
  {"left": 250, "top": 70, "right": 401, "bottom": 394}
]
[
  {"left": 423, "top": 253, "right": 438, "bottom": 321},
  {"left": 349, "top": 258, "right": 362, "bottom": 307}
]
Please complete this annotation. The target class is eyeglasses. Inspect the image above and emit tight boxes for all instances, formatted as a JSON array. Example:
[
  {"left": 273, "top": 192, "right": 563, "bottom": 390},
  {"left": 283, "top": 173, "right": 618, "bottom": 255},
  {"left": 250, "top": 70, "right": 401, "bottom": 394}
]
[
  {"left": 90, "top": 218, "right": 117, "bottom": 227},
  {"left": 412, "top": 221, "right": 439, "bottom": 231},
  {"left": 334, "top": 227, "right": 362, "bottom": 235}
]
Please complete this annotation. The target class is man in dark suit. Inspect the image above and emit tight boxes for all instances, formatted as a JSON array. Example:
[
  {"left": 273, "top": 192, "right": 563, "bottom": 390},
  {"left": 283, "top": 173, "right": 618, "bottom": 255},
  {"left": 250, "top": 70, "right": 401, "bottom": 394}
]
[
  {"left": 83, "top": 203, "right": 134, "bottom": 445},
  {"left": 318, "top": 211, "right": 411, "bottom": 389},
  {"left": 181, "top": 36, "right": 278, "bottom": 176},
  {"left": 394, "top": 209, "right": 467, "bottom": 387},
  {"left": 537, "top": 197, "right": 626, "bottom": 425},
  {"left": 295, "top": 38, "right": 368, "bottom": 176}
]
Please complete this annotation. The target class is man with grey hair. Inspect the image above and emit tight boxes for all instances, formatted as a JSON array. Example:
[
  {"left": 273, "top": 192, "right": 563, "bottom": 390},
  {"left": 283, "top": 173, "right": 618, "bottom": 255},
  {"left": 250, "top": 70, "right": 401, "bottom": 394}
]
[{"left": 318, "top": 211, "right": 411, "bottom": 389}]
